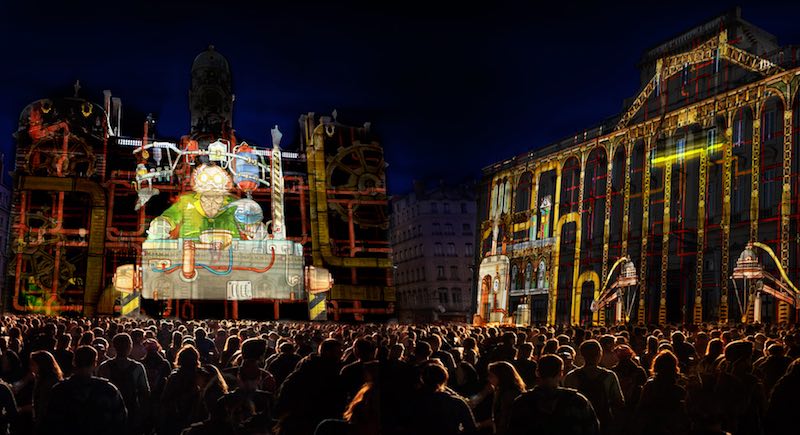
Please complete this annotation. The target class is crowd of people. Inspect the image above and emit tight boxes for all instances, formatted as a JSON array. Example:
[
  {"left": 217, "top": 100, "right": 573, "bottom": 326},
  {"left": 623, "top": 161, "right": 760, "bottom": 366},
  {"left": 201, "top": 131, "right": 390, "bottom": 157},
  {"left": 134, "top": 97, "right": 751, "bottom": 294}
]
[{"left": 0, "top": 315, "right": 797, "bottom": 434}]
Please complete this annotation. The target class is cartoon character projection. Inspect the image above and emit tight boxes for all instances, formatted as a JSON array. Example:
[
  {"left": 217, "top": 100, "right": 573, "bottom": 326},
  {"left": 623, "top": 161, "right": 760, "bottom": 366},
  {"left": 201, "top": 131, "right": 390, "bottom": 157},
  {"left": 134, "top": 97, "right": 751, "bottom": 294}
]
[
  {"left": 113, "top": 126, "right": 334, "bottom": 318},
  {"left": 147, "top": 164, "right": 244, "bottom": 240},
  {"left": 537, "top": 195, "right": 552, "bottom": 240}
]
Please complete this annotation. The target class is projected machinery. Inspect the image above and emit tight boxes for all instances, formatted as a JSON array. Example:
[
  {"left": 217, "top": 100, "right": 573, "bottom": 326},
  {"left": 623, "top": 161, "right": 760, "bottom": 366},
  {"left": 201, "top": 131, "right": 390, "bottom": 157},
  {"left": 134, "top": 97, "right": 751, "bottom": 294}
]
[
  {"left": 7, "top": 47, "right": 393, "bottom": 320},
  {"left": 112, "top": 126, "right": 332, "bottom": 315}
]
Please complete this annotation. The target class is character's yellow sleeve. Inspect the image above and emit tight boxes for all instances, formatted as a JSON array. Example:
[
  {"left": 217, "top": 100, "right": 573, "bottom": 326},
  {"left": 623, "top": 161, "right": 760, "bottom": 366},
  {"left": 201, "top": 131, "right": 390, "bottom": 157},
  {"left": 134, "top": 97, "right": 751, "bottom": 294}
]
[{"left": 158, "top": 195, "right": 192, "bottom": 227}]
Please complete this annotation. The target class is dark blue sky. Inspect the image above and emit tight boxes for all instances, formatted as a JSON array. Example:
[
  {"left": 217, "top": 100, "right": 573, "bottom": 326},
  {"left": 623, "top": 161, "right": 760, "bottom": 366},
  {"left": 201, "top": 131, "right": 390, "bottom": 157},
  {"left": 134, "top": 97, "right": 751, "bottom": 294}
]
[{"left": 2, "top": 1, "right": 800, "bottom": 193}]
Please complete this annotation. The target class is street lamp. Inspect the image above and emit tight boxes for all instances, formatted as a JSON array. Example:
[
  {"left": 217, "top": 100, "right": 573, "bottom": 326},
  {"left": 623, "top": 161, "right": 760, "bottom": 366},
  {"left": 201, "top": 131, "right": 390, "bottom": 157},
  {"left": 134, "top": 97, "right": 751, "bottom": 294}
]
[
  {"left": 731, "top": 242, "right": 799, "bottom": 324},
  {"left": 592, "top": 256, "right": 639, "bottom": 324}
]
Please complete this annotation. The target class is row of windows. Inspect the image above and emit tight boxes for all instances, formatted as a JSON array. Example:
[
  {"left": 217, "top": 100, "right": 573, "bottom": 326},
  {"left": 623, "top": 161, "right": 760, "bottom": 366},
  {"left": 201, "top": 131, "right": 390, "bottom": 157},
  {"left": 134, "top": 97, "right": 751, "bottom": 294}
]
[
  {"left": 394, "top": 201, "right": 472, "bottom": 222},
  {"left": 399, "top": 264, "right": 468, "bottom": 284},
  {"left": 394, "top": 245, "right": 424, "bottom": 262},
  {"left": 395, "top": 243, "right": 475, "bottom": 262},
  {"left": 429, "top": 202, "right": 468, "bottom": 215},
  {"left": 393, "top": 222, "right": 473, "bottom": 242},
  {"left": 433, "top": 242, "right": 474, "bottom": 257},
  {"left": 436, "top": 265, "right": 461, "bottom": 280},
  {"left": 397, "top": 267, "right": 425, "bottom": 284},
  {"left": 393, "top": 225, "right": 423, "bottom": 243},
  {"left": 398, "top": 287, "right": 464, "bottom": 307},
  {"left": 432, "top": 222, "right": 471, "bottom": 235}
]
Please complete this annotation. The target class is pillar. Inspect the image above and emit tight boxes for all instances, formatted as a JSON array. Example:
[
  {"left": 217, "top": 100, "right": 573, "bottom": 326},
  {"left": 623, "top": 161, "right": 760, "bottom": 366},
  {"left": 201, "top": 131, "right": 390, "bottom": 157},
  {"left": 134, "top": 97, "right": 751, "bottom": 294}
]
[
  {"left": 695, "top": 126, "right": 709, "bottom": 324},
  {"left": 571, "top": 152, "right": 587, "bottom": 325},
  {"left": 638, "top": 137, "right": 652, "bottom": 324},
  {"left": 720, "top": 112, "right": 733, "bottom": 324}
]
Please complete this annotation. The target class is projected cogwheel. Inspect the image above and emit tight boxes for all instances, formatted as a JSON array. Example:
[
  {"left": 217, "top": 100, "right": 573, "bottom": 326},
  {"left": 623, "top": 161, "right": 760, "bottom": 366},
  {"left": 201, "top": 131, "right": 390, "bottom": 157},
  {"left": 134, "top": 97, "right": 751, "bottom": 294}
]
[
  {"left": 26, "top": 134, "right": 96, "bottom": 177},
  {"left": 325, "top": 141, "right": 389, "bottom": 229},
  {"left": 10, "top": 247, "right": 77, "bottom": 293}
]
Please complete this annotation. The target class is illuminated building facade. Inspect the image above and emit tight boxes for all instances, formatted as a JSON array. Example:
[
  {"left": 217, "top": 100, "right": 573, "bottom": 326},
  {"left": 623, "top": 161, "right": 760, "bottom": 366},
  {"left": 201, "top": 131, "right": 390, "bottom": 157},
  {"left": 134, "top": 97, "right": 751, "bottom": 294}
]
[
  {"left": 391, "top": 182, "right": 476, "bottom": 322},
  {"left": 476, "top": 8, "right": 800, "bottom": 326},
  {"left": 7, "top": 47, "right": 394, "bottom": 320},
  {"left": 0, "top": 161, "right": 10, "bottom": 306}
]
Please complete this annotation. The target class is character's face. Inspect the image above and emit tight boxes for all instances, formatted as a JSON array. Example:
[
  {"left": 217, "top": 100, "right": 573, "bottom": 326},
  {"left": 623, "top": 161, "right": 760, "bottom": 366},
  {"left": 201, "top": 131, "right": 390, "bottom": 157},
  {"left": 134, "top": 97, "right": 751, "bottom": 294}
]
[{"left": 192, "top": 164, "right": 232, "bottom": 195}]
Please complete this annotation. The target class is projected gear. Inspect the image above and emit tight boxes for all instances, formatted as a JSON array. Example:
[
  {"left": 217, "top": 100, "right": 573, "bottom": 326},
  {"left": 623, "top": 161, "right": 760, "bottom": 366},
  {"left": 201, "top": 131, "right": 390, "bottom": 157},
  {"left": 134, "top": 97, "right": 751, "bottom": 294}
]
[
  {"left": 26, "top": 134, "right": 96, "bottom": 177},
  {"left": 10, "top": 247, "right": 78, "bottom": 293},
  {"left": 326, "top": 141, "right": 389, "bottom": 229}
]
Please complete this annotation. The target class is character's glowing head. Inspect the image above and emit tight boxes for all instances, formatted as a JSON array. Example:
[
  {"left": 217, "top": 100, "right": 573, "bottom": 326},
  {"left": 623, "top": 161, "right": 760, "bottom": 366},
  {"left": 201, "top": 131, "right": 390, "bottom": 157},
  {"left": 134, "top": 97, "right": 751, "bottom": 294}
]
[{"left": 192, "top": 164, "right": 232, "bottom": 194}]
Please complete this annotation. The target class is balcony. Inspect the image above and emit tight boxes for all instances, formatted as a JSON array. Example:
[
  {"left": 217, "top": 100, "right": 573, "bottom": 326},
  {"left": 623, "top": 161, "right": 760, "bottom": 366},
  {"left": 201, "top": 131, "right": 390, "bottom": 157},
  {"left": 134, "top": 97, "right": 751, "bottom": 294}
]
[{"left": 508, "top": 237, "right": 556, "bottom": 252}]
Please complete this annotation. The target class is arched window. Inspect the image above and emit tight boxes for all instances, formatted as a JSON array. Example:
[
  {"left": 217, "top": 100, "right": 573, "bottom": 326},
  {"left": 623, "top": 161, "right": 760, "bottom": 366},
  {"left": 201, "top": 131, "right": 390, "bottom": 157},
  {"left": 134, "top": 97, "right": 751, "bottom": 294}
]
[
  {"left": 525, "top": 262, "right": 533, "bottom": 290},
  {"left": 511, "top": 264, "right": 519, "bottom": 290},
  {"left": 515, "top": 173, "right": 533, "bottom": 212},
  {"left": 537, "top": 260, "right": 547, "bottom": 289}
]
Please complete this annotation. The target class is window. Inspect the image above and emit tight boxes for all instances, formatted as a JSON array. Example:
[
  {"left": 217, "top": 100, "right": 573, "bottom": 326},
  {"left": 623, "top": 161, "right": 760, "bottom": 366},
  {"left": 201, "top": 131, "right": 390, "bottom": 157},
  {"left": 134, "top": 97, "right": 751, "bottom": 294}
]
[
  {"left": 450, "top": 266, "right": 458, "bottom": 280},
  {"left": 462, "top": 223, "right": 471, "bottom": 234},
  {"left": 511, "top": 264, "right": 519, "bottom": 290},
  {"left": 681, "top": 63, "right": 689, "bottom": 85},
  {"left": 439, "top": 288, "right": 449, "bottom": 304},
  {"left": 434, "top": 243, "right": 443, "bottom": 256},
  {"left": 444, "top": 202, "right": 451, "bottom": 214},
  {"left": 764, "top": 110, "right": 776, "bottom": 141},
  {"left": 525, "top": 262, "right": 533, "bottom": 289},
  {"left": 451, "top": 288, "right": 462, "bottom": 304},
  {"left": 432, "top": 223, "right": 441, "bottom": 235},
  {"left": 707, "top": 128, "right": 716, "bottom": 150},
  {"left": 734, "top": 119, "right": 744, "bottom": 147},
  {"left": 461, "top": 202, "right": 467, "bottom": 213},
  {"left": 444, "top": 223, "right": 454, "bottom": 235},
  {"left": 447, "top": 243, "right": 456, "bottom": 256},
  {"left": 465, "top": 243, "right": 474, "bottom": 256},
  {"left": 437, "top": 266, "right": 445, "bottom": 279},
  {"left": 431, "top": 202, "right": 439, "bottom": 214},
  {"left": 676, "top": 138, "right": 686, "bottom": 162}
]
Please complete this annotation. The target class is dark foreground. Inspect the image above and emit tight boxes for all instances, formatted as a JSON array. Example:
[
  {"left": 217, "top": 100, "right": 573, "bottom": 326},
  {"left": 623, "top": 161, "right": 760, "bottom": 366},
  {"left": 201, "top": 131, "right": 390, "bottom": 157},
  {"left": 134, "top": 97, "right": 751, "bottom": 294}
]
[{"left": 0, "top": 315, "right": 795, "bottom": 434}]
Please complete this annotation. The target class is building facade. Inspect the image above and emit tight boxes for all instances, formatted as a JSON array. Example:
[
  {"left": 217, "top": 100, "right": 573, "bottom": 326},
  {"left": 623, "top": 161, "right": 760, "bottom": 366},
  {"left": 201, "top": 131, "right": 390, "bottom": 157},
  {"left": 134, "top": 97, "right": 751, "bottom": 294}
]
[
  {"left": 477, "top": 8, "right": 800, "bottom": 326},
  {"left": 0, "top": 158, "right": 10, "bottom": 307},
  {"left": 392, "top": 182, "right": 476, "bottom": 322},
  {"left": 6, "top": 47, "right": 394, "bottom": 320}
]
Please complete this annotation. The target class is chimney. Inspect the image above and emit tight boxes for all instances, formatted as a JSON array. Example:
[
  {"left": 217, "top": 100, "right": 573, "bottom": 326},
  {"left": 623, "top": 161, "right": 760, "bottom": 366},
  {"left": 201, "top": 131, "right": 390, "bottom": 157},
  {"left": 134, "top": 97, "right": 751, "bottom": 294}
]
[{"left": 111, "top": 97, "right": 122, "bottom": 136}]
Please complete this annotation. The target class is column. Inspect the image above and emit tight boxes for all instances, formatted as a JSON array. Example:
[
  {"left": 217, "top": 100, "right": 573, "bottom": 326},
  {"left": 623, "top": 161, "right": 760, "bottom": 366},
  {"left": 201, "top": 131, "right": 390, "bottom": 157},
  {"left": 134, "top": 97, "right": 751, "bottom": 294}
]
[
  {"left": 600, "top": 142, "right": 614, "bottom": 325},
  {"left": 621, "top": 141, "right": 633, "bottom": 324},
  {"left": 659, "top": 161, "right": 672, "bottom": 325},
  {"left": 779, "top": 107, "right": 793, "bottom": 323},
  {"left": 638, "top": 137, "right": 652, "bottom": 324},
  {"left": 746, "top": 109, "right": 760, "bottom": 323},
  {"left": 571, "top": 152, "right": 587, "bottom": 325},
  {"left": 720, "top": 112, "right": 733, "bottom": 324},
  {"left": 694, "top": 128, "right": 709, "bottom": 324},
  {"left": 548, "top": 167, "right": 563, "bottom": 325}
]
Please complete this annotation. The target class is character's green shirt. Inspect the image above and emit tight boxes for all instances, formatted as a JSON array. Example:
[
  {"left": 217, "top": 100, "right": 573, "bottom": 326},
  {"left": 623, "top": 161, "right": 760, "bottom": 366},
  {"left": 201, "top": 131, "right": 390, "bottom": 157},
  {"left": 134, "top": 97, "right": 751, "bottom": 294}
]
[{"left": 159, "top": 193, "right": 241, "bottom": 239}]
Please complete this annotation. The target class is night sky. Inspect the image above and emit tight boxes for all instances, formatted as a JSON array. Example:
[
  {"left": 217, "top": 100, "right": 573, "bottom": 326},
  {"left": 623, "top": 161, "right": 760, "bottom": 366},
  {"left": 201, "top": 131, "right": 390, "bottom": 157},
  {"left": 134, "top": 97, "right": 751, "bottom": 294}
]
[{"left": 2, "top": 1, "right": 800, "bottom": 193}]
